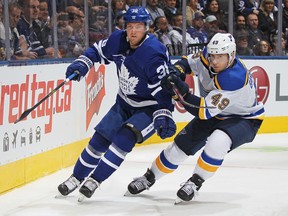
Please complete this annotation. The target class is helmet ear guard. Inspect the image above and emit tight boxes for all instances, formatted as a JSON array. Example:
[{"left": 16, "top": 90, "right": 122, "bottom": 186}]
[{"left": 207, "top": 33, "right": 236, "bottom": 68}]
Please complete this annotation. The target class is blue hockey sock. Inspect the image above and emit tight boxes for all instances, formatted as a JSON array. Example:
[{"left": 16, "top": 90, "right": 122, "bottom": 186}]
[
  {"left": 92, "top": 127, "right": 136, "bottom": 182},
  {"left": 73, "top": 132, "right": 111, "bottom": 180}
]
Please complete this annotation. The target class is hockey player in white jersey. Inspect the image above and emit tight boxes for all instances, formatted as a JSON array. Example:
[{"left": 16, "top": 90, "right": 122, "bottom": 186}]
[
  {"left": 126, "top": 33, "right": 265, "bottom": 203},
  {"left": 57, "top": 6, "right": 177, "bottom": 200}
]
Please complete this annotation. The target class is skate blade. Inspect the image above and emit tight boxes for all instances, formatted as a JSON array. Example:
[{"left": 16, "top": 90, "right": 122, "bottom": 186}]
[
  {"left": 78, "top": 194, "right": 86, "bottom": 202},
  {"left": 174, "top": 197, "right": 188, "bottom": 205},
  {"left": 123, "top": 190, "right": 135, "bottom": 197},
  {"left": 55, "top": 192, "right": 66, "bottom": 199}
]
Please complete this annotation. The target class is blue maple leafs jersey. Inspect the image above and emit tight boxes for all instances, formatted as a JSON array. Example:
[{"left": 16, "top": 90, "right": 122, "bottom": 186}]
[{"left": 83, "top": 30, "right": 173, "bottom": 111}]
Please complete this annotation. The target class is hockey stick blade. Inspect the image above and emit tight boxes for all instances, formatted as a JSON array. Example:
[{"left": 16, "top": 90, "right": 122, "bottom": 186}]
[
  {"left": 14, "top": 72, "right": 78, "bottom": 124},
  {"left": 171, "top": 84, "right": 215, "bottom": 109}
]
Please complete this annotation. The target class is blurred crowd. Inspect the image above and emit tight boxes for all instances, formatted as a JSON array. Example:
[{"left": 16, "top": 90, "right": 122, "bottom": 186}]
[{"left": 0, "top": 0, "right": 288, "bottom": 61}]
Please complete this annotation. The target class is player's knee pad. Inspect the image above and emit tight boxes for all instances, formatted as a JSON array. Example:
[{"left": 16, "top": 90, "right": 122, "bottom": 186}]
[
  {"left": 89, "top": 131, "right": 111, "bottom": 153},
  {"left": 204, "top": 129, "right": 232, "bottom": 159},
  {"left": 112, "top": 125, "right": 138, "bottom": 153}
]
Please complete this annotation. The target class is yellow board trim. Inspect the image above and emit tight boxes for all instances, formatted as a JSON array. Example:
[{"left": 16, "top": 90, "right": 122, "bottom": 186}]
[
  {"left": 0, "top": 138, "right": 89, "bottom": 194},
  {"left": 0, "top": 116, "right": 287, "bottom": 194}
]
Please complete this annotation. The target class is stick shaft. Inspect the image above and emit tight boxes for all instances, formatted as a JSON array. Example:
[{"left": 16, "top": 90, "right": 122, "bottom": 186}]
[
  {"left": 14, "top": 73, "right": 77, "bottom": 124},
  {"left": 172, "top": 85, "right": 215, "bottom": 109}
]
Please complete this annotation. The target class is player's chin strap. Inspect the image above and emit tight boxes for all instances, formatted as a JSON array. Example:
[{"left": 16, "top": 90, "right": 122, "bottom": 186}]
[{"left": 208, "top": 66, "right": 217, "bottom": 78}]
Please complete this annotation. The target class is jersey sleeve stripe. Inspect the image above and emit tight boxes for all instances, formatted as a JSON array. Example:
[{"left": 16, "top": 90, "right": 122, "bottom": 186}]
[
  {"left": 214, "top": 76, "right": 222, "bottom": 90},
  {"left": 200, "top": 53, "right": 209, "bottom": 69}
]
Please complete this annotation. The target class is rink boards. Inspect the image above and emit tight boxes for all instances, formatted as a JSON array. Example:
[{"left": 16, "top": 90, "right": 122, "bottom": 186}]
[{"left": 0, "top": 58, "right": 287, "bottom": 194}]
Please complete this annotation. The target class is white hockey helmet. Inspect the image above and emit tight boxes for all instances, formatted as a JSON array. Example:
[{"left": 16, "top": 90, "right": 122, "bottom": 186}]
[{"left": 207, "top": 33, "right": 236, "bottom": 68}]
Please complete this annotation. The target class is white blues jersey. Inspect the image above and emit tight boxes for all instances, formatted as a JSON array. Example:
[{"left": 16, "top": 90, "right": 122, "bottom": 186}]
[
  {"left": 186, "top": 48, "right": 265, "bottom": 120},
  {"left": 83, "top": 30, "right": 173, "bottom": 111}
]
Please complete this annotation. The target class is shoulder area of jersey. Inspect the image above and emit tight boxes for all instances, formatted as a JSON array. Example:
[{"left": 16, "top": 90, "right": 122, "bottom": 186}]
[
  {"left": 143, "top": 34, "right": 166, "bottom": 49},
  {"left": 191, "top": 51, "right": 202, "bottom": 59},
  {"left": 215, "top": 59, "right": 248, "bottom": 91}
]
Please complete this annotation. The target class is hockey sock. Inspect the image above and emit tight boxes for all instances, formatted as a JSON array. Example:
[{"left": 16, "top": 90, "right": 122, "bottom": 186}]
[
  {"left": 73, "top": 132, "right": 111, "bottom": 180},
  {"left": 92, "top": 127, "right": 136, "bottom": 182},
  {"left": 193, "top": 129, "right": 231, "bottom": 180},
  {"left": 151, "top": 142, "right": 188, "bottom": 180}
]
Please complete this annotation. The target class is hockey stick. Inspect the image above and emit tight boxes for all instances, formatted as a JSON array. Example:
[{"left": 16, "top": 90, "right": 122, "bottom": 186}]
[
  {"left": 14, "top": 72, "right": 78, "bottom": 124},
  {"left": 171, "top": 83, "right": 215, "bottom": 109}
]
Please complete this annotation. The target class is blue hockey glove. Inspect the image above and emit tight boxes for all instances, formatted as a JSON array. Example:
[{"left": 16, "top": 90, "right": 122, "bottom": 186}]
[
  {"left": 66, "top": 55, "right": 93, "bottom": 81},
  {"left": 161, "top": 73, "right": 189, "bottom": 101},
  {"left": 153, "top": 109, "right": 176, "bottom": 139}
]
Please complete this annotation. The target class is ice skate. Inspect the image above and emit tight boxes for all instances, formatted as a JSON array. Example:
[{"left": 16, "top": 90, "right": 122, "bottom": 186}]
[
  {"left": 125, "top": 168, "right": 155, "bottom": 196},
  {"left": 78, "top": 176, "right": 100, "bottom": 201},
  {"left": 57, "top": 174, "right": 81, "bottom": 197},
  {"left": 174, "top": 174, "right": 204, "bottom": 205}
]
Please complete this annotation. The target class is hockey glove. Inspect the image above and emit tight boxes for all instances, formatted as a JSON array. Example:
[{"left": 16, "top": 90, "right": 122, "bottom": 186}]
[
  {"left": 153, "top": 109, "right": 176, "bottom": 139},
  {"left": 168, "top": 64, "right": 186, "bottom": 81},
  {"left": 66, "top": 55, "right": 93, "bottom": 81},
  {"left": 161, "top": 73, "right": 190, "bottom": 101}
]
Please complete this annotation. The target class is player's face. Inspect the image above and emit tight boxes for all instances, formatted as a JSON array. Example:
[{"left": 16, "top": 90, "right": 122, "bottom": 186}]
[
  {"left": 126, "top": 22, "right": 146, "bottom": 48},
  {"left": 209, "top": 54, "right": 229, "bottom": 73}
]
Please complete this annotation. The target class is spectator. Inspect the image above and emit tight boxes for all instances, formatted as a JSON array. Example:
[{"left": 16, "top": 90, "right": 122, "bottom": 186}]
[
  {"left": 235, "top": 29, "right": 253, "bottom": 56},
  {"left": 270, "top": 33, "right": 288, "bottom": 56},
  {"left": 146, "top": 0, "right": 165, "bottom": 25},
  {"left": 201, "top": 0, "right": 227, "bottom": 32},
  {"left": 187, "top": 11, "right": 208, "bottom": 44},
  {"left": 258, "top": 0, "right": 278, "bottom": 43},
  {"left": 66, "top": 6, "right": 86, "bottom": 57},
  {"left": 157, "top": 0, "right": 166, "bottom": 9},
  {"left": 89, "top": 2, "right": 109, "bottom": 45},
  {"left": 235, "top": 14, "right": 246, "bottom": 32},
  {"left": 203, "top": 15, "right": 225, "bottom": 40},
  {"left": 0, "top": 2, "right": 38, "bottom": 60},
  {"left": 17, "top": 0, "right": 55, "bottom": 58},
  {"left": 283, "top": 0, "right": 288, "bottom": 33},
  {"left": 246, "top": 12, "right": 267, "bottom": 49},
  {"left": 198, "top": 0, "right": 207, "bottom": 9},
  {"left": 153, "top": 16, "right": 174, "bottom": 55},
  {"left": 169, "top": 13, "right": 199, "bottom": 55},
  {"left": 113, "top": 10, "right": 126, "bottom": 31},
  {"left": 236, "top": 0, "right": 260, "bottom": 16},
  {"left": 9, "top": 2, "right": 38, "bottom": 60},
  {"left": 67, "top": 0, "right": 84, "bottom": 11},
  {"left": 57, "top": 11, "right": 73, "bottom": 57},
  {"left": 252, "top": 39, "right": 272, "bottom": 56},
  {"left": 88, "top": 5, "right": 109, "bottom": 45},
  {"left": 125, "top": 0, "right": 141, "bottom": 8},
  {"left": 163, "top": 0, "right": 179, "bottom": 23},
  {"left": 35, "top": 0, "right": 53, "bottom": 48},
  {"left": 186, "top": 0, "right": 199, "bottom": 28},
  {"left": 112, "top": 0, "right": 127, "bottom": 19}
]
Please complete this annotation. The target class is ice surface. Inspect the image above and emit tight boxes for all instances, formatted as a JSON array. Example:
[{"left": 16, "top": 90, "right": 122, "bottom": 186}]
[{"left": 1, "top": 133, "right": 288, "bottom": 216}]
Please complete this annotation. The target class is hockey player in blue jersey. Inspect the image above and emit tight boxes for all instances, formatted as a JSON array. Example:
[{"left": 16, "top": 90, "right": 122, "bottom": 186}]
[
  {"left": 57, "top": 6, "right": 177, "bottom": 200},
  {"left": 126, "top": 33, "right": 265, "bottom": 204}
]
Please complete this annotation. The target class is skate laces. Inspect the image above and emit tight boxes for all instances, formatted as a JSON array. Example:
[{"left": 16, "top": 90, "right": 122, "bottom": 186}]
[
  {"left": 65, "top": 176, "right": 81, "bottom": 190},
  {"left": 179, "top": 180, "right": 199, "bottom": 197},
  {"left": 84, "top": 177, "right": 100, "bottom": 191},
  {"left": 132, "top": 176, "right": 152, "bottom": 191}
]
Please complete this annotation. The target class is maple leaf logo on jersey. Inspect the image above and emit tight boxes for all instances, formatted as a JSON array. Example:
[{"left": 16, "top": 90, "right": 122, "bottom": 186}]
[{"left": 119, "top": 63, "right": 139, "bottom": 95}]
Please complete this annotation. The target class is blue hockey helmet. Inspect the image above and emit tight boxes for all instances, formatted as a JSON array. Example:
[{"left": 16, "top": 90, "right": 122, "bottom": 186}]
[{"left": 124, "top": 6, "right": 151, "bottom": 26}]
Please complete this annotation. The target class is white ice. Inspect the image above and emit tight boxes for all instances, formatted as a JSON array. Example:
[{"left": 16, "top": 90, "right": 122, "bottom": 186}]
[{"left": 1, "top": 133, "right": 288, "bottom": 216}]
